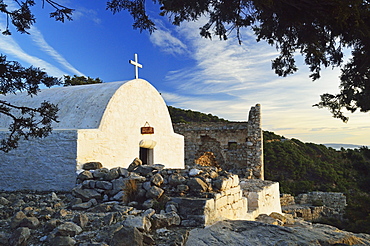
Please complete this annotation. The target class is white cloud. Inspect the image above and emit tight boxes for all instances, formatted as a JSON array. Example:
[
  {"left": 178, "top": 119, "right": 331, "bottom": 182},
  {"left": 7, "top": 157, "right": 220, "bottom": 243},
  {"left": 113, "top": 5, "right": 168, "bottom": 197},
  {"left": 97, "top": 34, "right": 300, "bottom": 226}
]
[
  {"left": 29, "top": 27, "right": 85, "bottom": 76},
  {"left": 0, "top": 4, "right": 83, "bottom": 77},
  {"left": 72, "top": 7, "right": 102, "bottom": 25},
  {"left": 149, "top": 20, "right": 188, "bottom": 55},
  {"left": 0, "top": 34, "right": 66, "bottom": 77},
  {"left": 160, "top": 19, "right": 370, "bottom": 146}
]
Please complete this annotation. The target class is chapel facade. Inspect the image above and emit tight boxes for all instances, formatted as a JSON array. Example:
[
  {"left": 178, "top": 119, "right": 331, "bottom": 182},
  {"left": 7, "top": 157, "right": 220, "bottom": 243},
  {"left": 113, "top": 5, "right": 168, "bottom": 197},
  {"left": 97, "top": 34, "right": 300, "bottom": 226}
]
[{"left": 0, "top": 79, "right": 184, "bottom": 191}]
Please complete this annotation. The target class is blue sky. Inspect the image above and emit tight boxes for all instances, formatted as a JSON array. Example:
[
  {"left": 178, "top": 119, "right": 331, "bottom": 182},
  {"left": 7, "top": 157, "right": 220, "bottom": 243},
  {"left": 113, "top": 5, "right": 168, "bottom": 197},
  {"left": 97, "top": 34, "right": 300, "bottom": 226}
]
[{"left": 1, "top": 0, "right": 369, "bottom": 146}]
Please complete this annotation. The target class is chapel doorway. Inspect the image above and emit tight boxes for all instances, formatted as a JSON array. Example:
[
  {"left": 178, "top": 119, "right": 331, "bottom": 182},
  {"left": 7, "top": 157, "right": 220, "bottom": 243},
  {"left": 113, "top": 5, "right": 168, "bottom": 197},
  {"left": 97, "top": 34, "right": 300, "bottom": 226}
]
[{"left": 140, "top": 147, "right": 154, "bottom": 165}]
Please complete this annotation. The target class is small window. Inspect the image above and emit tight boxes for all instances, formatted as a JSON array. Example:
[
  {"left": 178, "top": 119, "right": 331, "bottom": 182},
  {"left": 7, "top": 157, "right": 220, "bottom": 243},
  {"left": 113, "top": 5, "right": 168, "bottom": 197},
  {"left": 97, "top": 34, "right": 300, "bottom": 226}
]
[{"left": 228, "top": 141, "right": 237, "bottom": 150}]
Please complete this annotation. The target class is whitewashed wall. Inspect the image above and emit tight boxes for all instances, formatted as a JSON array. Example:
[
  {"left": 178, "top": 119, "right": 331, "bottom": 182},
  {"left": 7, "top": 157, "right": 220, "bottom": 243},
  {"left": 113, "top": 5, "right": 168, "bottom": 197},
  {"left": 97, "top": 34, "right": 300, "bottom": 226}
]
[
  {"left": 76, "top": 79, "right": 184, "bottom": 169},
  {"left": 0, "top": 79, "right": 184, "bottom": 191},
  {"left": 0, "top": 130, "right": 78, "bottom": 191}
]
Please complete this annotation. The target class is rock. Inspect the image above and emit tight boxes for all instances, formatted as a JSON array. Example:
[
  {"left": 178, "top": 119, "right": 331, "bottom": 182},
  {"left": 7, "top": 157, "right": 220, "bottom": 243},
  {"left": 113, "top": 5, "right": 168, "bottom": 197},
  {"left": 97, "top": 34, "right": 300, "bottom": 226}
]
[
  {"left": 112, "top": 190, "right": 128, "bottom": 202},
  {"left": 142, "top": 199, "right": 155, "bottom": 209},
  {"left": 9, "top": 227, "right": 30, "bottom": 246},
  {"left": 45, "top": 219, "right": 61, "bottom": 232},
  {"left": 106, "top": 168, "right": 120, "bottom": 180},
  {"left": 185, "top": 220, "right": 370, "bottom": 246},
  {"left": 0, "top": 231, "right": 9, "bottom": 245},
  {"left": 54, "top": 222, "right": 83, "bottom": 237},
  {"left": 134, "top": 165, "right": 155, "bottom": 176},
  {"left": 111, "top": 177, "right": 127, "bottom": 194},
  {"left": 165, "top": 204, "right": 178, "bottom": 213},
  {"left": 83, "top": 162, "right": 103, "bottom": 170},
  {"left": 111, "top": 226, "right": 143, "bottom": 246},
  {"left": 49, "top": 236, "right": 76, "bottom": 246},
  {"left": 123, "top": 215, "right": 152, "bottom": 232},
  {"left": 146, "top": 186, "right": 164, "bottom": 199},
  {"left": 150, "top": 173, "right": 164, "bottom": 187},
  {"left": 151, "top": 211, "right": 181, "bottom": 229},
  {"left": 129, "top": 173, "right": 147, "bottom": 182},
  {"left": 93, "top": 168, "right": 109, "bottom": 179},
  {"left": 72, "top": 213, "right": 89, "bottom": 228},
  {"left": 118, "top": 167, "right": 129, "bottom": 177},
  {"left": 95, "top": 181, "right": 113, "bottom": 190},
  {"left": 19, "top": 216, "right": 40, "bottom": 229},
  {"left": 71, "top": 200, "right": 93, "bottom": 210},
  {"left": 78, "top": 170, "right": 94, "bottom": 181},
  {"left": 10, "top": 211, "right": 27, "bottom": 229},
  {"left": 189, "top": 168, "right": 202, "bottom": 176},
  {"left": 143, "top": 234, "right": 155, "bottom": 245},
  {"left": 212, "top": 177, "right": 231, "bottom": 191},
  {"left": 269, "top": 212, "right": 287, "bottom": 224},
  {"left": 0, "top": 196, "right": 10, "bottom": 205},
  {"left": 72, "top": 186, "right": 101, "bottom": 201},
  {"left": 168, "top": 173, "right": 186, "bottom": 186},
  {"left": 187, "top": 177, "right": 208, "bottom": 192},
  {"left": 176, "top": 184, "right": 189, "bottom": 193},
  {"left": 142, "top": 181, "right": 152, "bottom": 191},
  {"left": 255, "top": 214, "right": 282, "bottom": 226},
  {"left": 128, "top": 157, "right": 142, "bottom": 172},
  {"left": 143, "top": 208, "right": 156, "bottom": 218},
  {"left": 51, "top": 192, "right": 61, "bottom": 201}
]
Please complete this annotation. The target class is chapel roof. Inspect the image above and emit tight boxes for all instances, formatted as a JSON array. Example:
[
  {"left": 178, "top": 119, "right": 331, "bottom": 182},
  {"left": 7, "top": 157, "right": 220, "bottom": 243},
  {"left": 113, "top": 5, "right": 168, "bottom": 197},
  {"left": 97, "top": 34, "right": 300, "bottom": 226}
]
[{"left": 0, "top": 80, "right": 131, "bottom": 130}]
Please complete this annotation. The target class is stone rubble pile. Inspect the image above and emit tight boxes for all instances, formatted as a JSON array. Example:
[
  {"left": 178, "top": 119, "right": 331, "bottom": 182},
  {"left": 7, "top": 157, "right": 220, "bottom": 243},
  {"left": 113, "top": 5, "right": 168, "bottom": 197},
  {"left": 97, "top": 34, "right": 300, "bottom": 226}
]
[{"left": 72, "top": 158, "right": 247, "bottom": 227}]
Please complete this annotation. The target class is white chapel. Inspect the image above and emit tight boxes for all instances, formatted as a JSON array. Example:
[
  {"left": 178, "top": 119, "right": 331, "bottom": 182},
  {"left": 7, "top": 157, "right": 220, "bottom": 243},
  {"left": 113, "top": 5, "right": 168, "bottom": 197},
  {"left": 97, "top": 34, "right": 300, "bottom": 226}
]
[{"left": 0, "top": 78, "right": 184, "bottom": 191}]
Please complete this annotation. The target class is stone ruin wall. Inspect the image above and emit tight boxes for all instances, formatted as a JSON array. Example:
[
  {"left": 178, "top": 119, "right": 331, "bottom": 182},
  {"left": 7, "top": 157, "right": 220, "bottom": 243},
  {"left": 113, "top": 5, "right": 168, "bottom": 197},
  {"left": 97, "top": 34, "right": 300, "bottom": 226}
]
[
  {"left": 280, "top": 192, "right": 347, "bottom": 222},
  {"left": 173, "top": 104, "right": 263, "bottom": 180}
]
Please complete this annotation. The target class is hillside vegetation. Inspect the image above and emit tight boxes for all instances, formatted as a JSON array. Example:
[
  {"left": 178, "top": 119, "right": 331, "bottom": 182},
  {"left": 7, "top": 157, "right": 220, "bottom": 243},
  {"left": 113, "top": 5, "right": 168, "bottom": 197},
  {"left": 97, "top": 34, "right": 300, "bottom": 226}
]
[
  {"left": 264, "top": 131, "right": 370, "bottom": 233},
  {"left": 168, "top": 106, "right": 228, "bottom": 123},
  {"left": 169, "top": 106, "right": 370, "bottom": 234}
]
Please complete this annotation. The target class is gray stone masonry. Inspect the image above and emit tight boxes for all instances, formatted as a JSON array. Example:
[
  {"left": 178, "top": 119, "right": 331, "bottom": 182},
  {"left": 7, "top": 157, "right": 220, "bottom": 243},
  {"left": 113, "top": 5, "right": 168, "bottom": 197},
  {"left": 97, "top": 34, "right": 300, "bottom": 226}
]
[
  {"left": 281, "top": 192, "right": 347, "bottom": 222},
  {"left": 71, "top": 162, "right": 248, "bottom": 227},
  {"left": 173, "top": 104, "right": 263, "bottom": 179}
]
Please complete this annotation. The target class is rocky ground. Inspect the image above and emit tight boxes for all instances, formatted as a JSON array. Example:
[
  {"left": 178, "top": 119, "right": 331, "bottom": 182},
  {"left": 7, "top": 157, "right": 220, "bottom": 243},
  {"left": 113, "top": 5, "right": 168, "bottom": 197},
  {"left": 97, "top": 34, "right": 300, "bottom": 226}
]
[
  {"left": 1, "top": 191, "right": 370, "bottom": 246},
  {"left": 0, "top": 191, "right": 194, "bottom": 246}
]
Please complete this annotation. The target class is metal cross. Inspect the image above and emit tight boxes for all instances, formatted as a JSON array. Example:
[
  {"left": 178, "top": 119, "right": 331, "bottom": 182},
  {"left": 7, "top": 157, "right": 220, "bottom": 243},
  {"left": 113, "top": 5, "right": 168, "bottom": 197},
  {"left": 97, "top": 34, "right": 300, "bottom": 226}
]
[{"left": 129, "top": 54, "right": 143, "bottom": 79}]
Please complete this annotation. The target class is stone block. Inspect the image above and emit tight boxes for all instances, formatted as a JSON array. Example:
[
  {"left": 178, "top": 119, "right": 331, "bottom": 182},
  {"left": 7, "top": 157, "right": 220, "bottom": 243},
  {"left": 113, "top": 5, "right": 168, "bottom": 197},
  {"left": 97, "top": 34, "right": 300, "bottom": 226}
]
[
  {"left": 215, "top": 196, "right": 228, "bottom": 210},
  {"left": 95, "top": 181, "right": 113, "bottom": 190}
]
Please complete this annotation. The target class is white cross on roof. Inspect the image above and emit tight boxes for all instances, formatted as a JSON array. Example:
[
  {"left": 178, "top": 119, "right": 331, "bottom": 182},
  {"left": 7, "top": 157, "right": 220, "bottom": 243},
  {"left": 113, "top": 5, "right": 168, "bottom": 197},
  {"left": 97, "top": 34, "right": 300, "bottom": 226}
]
[{"left": 129, "top": 54, "right": 143, "bottom": 79}]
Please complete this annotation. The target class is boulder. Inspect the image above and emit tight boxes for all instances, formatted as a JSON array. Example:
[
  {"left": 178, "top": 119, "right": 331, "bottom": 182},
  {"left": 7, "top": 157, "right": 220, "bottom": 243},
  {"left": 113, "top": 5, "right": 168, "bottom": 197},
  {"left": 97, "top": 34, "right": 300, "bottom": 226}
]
[
  {"left": 128, "top": 158, "right": 142, "bottom": 172},
  {"left": 146, "top": 186, "right": 164, "bottom": 199},
  {"left": 168, "top": 173, "right": 186, "bottom": 186},
  {"left": 9, "top": 227, "right": 30, "bottom": 246},
  {"left": 10, "top": 211, "right": 27, "bottom": 229},
  {"left": 151, "top": 211, "right": 181, "bottom": 229},
  {"left": 49, "top": 236, "right": 76, "bottom": 246},
  {"left": 78, "top": 170, "right": 94, "bottom": 181},
  {"left": 111, "top": 226, "right": 143, "bottom": 246},
  {"left": 54, "top": 222, "right": 83, "bottom": 237},
  {"left": 82, "top": 162, "right": 103, "bottom": 170},
  {"left": 185, "top": 220, "right": 370, "bottom": 246},
  {"left": 19, "top": 216, "right": 40, "bottom": 229},
  {"left": 134, "top": 165, "right": 155, "bottom": 176},
  {"left": 72, "top": 186, "right": 101, "bottom": 201},
  {"left": 187, "top": 178, "right": 208, "bottom": 192},
  {"left": 123, "top": 215, "right": 151, "bottom": 232},
  {"left": 72, "top": 214, "right": 89, "bottom": 228},
  {"left": 150, "top": 173, "right": 164, "bottom": 187}
]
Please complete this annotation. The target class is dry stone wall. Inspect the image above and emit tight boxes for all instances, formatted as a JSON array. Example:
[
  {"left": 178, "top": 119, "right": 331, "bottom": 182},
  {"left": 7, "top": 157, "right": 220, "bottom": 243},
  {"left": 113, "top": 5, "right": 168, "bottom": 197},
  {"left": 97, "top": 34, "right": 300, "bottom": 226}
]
[
  {"left": 71, "top": 161, "right": 249, "bottom": 227},
  {"left": 281, "top": 192, "right": 347, "bottom": 222},
  {"left": 173, "top": 104, "right": 263, "bottom": 179}
]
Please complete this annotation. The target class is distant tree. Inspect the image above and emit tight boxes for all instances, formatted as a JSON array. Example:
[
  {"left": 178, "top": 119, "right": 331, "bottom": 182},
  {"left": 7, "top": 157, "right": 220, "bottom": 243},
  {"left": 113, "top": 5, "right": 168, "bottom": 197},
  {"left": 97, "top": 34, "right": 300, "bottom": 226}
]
[
  {"left": 168, "top": 106, "right": 228, "bottom": 123},
  {"left": 63, "top": 75, "right": 103, "bottom": 86},
  {"left": 107, "top": 0, "right": 370, "bottom": 122}
]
